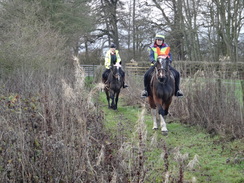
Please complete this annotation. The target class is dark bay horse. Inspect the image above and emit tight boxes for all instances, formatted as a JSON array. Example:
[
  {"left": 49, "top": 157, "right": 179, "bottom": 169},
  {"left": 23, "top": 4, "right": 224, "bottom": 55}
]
[
  {"left": 103, "top": 63, "right": 124, "bottom": 110},
  {"left": 148, "top": 56, "right": 175, "bottom": 135}
]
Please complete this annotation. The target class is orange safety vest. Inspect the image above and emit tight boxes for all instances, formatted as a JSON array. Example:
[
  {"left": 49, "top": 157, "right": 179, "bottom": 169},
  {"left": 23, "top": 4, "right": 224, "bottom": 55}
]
[{"left": 155, "top": 46, "right": 170, "bottom": 58}]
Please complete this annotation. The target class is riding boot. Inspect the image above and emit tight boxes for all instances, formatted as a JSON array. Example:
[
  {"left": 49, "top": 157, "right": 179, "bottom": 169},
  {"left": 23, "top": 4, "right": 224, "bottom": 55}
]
[
  {"left": 175, "top": 75, "right": 184, "bottom": 97},
  {"left": 141, "top": 67, "right": 154, "bottom": 97},
  {"left": 141, "top": 75, "right": 149, "bottom": 97}
]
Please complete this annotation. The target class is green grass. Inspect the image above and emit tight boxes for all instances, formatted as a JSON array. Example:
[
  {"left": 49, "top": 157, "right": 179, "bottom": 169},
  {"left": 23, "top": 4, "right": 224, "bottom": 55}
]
[
  {"left": 164, "top": 123, "right": 244, "bottom": 183},
  {"left": 223, "top": 79, "right": 243, "bottom": 105},
  {"left": 99, "top": 93, "right": 141, "bottom": 139},
  {"left": 99, "top": 91, "right": 244, "bottom": 183}
]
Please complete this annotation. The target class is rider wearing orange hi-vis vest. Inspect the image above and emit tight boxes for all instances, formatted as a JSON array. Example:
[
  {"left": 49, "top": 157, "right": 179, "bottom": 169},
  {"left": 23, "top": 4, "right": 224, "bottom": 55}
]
[{"left": 141, "top": 33, "right": 184, "bottom": 98}]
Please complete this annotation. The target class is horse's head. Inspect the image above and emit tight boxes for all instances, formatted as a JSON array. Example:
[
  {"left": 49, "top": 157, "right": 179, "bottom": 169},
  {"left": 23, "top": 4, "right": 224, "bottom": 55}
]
[
  {"left": 155, "top": 55, "right": 170, "bottom": 83},
  {"left": 111, "top": 63, "right": 122, "bottom": 81}
]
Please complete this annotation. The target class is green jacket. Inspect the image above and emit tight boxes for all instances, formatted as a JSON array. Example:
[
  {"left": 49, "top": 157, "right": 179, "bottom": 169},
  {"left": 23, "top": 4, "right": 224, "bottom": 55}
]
[{"left": 104, "top": 49, "right": 121, "bottom": 69}]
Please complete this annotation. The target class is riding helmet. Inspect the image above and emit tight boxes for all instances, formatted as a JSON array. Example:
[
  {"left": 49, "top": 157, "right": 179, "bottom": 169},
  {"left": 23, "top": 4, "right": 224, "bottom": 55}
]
[
  {"left": 110, "top": 43, "right": 116, "bottom": 48},
  {"left": 155, "top": 34, "right": 165, "bottom": 41}
]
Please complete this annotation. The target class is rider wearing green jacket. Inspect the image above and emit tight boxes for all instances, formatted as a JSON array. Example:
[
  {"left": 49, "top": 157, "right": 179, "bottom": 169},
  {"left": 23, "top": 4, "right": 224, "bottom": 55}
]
[{"left": 102, "top": 43, "right": 128, "bottom": 88}]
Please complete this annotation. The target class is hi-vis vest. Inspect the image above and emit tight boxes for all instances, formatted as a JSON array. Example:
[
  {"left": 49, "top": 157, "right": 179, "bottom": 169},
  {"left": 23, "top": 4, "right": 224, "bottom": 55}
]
[
  {"left": 152, "top": 46, "right": 170, "bottom": 60},
  {"left": 105, "top": 50, "right": 121, "bottom": 69}
]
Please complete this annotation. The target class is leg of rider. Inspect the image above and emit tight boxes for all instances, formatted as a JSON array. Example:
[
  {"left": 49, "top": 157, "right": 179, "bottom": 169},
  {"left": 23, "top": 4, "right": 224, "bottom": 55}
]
[
  {"left": 142, "top": 70, "right": 150, "bottom": 95},
  {"left": 102, "top": 70, "right": 106, "bottom": 82},
  {"left": 174, "top": 71, "right": 180, "bottom": 95},
  {"left": 142, "top": 66, "right": 154, "bottom": 97},
  {"left": 143, "top": 72, "right": 148, "bottom": 91},
  {"left": 169, "top": 66, "right": 183, "bottom": 96},
  {"left": 103, "top": 69, "right": 109, "bottom": 84},
  {"left": 121, "top": 70, "right": 128, "bottom": 88}
]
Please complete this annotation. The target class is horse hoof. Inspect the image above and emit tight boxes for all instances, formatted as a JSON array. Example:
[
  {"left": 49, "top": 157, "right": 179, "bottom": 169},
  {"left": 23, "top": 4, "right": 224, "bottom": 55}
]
[
  {"left": 152, "top": 127, "right": 158, "bottom": 130},
  {"left": 161, "top": 131, "right": 168, "bottom": 136}
]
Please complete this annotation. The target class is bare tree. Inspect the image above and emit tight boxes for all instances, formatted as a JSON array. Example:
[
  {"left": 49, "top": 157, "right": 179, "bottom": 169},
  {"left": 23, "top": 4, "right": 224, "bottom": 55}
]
[
  {"left": 145, "top": 0, "right": 186, "bottom": 60},
  {"left": 213, "top": 0, "right": 243, "bottom": 62},
  {"left": 94, "top": 0, "right": 124, "bottom": 49},
  {"left": 182, "top": 0, "right": 202, "bottom": 61}
]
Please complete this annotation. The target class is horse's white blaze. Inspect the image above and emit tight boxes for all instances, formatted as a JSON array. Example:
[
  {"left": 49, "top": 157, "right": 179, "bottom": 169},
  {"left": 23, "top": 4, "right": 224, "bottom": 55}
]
[
  {"left": 114, "top": 62, "right": 121, "bottom": 68},
  {"left": 114, "top": 63, "right": 121, "bottom": 81},
  {"left": 151, "top": 109, "right": 158, "bottom": 129},
  {"left": 160, "top": 115, "right": 168, "bottom": 132}
]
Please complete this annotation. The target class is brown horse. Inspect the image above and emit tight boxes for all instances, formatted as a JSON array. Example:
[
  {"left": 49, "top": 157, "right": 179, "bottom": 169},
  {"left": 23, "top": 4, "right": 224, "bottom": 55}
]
[
  {"left": 103, "top": 63, "right": 124, "bottom": 110},
  {"left": 148, "top": 56, "right": 175, "bottom": 135}
]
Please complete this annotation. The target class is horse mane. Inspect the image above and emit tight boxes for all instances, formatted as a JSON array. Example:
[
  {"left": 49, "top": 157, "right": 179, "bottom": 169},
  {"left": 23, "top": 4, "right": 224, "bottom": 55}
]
[
  {"left": 147, "top": 52, "right": 174, "bottom": 134},
  {"left": 107, "top": 64, "right": 123, "bottom": 87},
  {"left": 104, "top": 63, "right": 123, "bottom": 110},
  {"left": 150, "top": 58, "right": 175, "bottom": 99}
]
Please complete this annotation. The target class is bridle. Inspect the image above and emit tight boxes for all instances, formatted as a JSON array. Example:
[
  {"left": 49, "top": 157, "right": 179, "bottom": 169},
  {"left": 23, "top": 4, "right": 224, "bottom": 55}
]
[
  {"left": 110, "top": 64, "right": 122, "bottom": 81},
  {"left": 154, "top": 57, "right": 169, "bottom": 84}
]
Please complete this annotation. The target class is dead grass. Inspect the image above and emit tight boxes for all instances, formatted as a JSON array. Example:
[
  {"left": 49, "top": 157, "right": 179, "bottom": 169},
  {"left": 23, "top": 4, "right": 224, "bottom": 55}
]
[{"left": 0, "top": 58, "right": 243, "bottom": 182}]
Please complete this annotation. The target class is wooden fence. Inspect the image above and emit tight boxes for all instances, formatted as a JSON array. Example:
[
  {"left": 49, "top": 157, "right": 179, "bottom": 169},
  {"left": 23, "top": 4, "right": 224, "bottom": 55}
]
[
  {"left": 81, "top": 64, "right": 98, "bottom": 77},
  {"left": 81, "top": 62, "right": 244, "bottom": 79},
  {"left": 125, "top": 61, "right": 244, "bottom": 79},
  {"left": 81, "top": 62, "right": 243, "bottom": 104}
]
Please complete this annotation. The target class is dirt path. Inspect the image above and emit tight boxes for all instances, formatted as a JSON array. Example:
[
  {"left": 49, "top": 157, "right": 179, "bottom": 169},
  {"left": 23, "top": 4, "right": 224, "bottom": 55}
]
[{"left": 99, "top": 93, "right": 244, "bottom": 183}]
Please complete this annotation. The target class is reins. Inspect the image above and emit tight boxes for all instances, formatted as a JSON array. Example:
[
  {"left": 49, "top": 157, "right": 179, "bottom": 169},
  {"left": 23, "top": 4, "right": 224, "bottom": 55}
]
[
  {"left": 110, "top": 67, "right": 121, "bottom": 81},
  {"left": 105, "top": 66, "right": 122, "bottom": 90},
  {"left": 154, "top": 64, "right": 169, "bottom": 84}
]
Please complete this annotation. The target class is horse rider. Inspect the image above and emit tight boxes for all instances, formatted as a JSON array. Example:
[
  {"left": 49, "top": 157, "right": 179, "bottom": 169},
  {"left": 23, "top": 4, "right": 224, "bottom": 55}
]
[
  {"left": 102, "top": 43, "right": 128, "bottom": 88},
  {"left": 141, "top": 33, "right": 184, "bottom": 97}
]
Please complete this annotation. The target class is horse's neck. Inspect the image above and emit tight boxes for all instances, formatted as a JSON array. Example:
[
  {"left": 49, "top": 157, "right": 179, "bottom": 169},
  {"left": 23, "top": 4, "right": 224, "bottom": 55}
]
[
  {"left": 107, "top": 71, "right": 114, "bottom": 80},
  {"left": 168, "top": 70, "right": 174, "bottom": 78},
  {"left": 108, "top": 70, "right": 119, "bottom": 81}
]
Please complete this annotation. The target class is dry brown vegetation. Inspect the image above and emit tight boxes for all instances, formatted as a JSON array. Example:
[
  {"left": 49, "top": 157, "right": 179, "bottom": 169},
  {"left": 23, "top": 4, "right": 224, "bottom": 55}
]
[
  {"left": 0, "top": 56, "right": 196, "bottom": 182},
  {"left": 123, "top": 66, "right": 244, "bottom": 139},
  {"left": 0, "top": 1, "right": 243, "bottom": 182},
  {"left": 1, "top": 58, "right": 243, "bottom": 182},
  {"left": 0, "top": 58, "right": 107, "bottom": 182},
  {"left": 172, "top": 71, "right": 243, "bottom": 139}
]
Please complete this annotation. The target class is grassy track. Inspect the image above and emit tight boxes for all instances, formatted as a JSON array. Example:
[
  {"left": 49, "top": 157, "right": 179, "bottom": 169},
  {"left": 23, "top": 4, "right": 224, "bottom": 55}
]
[{"left": 99, "top": 92, "right": 244, "bottom": 183}]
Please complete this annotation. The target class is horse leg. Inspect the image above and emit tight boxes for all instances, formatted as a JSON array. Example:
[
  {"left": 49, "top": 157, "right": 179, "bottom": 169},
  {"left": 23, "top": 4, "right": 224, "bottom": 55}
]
[
  {"left": 105, "top": 90, "right": 111, "bottom": 108},
  {"left": 159, "top": 115, "right": 167, "bottom": 133},
  {"left": 149, "top": 96, "right": 158, "bottom": 129},
  {"left": 151, "top": 108, "right": 158, "bottom": 129},
  {"left": 114, "top": 91, "right": 120, "bottom": 110},
  {"left": 110, "top": 91, "right": 115, "bottom": 109},
  {"left": 158, "top": 106, "right": 168, "bottom": 134}
]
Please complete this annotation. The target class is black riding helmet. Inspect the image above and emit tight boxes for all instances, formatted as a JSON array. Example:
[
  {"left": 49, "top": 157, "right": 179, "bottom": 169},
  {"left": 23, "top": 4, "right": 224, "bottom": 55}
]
[{"left": 110, "top": 43, "right": 116, "bottom": 48}]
